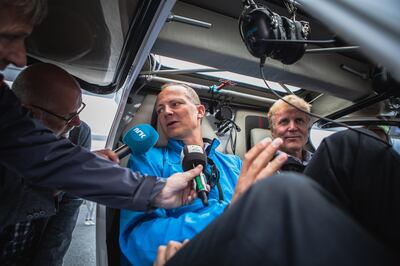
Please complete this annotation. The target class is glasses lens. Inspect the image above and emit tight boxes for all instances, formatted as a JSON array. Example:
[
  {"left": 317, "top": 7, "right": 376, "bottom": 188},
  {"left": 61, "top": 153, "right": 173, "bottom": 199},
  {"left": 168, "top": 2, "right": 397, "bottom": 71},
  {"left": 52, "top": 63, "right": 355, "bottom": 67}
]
[{"left": 66, "top": 102, "right": 85, "bottom": 124}]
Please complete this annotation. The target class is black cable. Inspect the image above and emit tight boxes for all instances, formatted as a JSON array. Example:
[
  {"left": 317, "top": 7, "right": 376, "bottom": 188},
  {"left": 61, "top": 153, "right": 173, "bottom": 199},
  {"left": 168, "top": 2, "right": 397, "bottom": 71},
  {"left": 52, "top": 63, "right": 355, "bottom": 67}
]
[
  {"left": 257, "top": 38, "right": 336, "bottom": 44},
  {"left": 259, "top": 64, "right": 391, "bottom": 147}
]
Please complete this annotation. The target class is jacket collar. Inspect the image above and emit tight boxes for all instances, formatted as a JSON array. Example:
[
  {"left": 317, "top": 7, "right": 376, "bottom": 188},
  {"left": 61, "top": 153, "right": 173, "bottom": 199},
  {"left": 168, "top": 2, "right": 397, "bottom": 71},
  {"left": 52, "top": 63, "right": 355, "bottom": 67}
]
[{"left": 167, "top": 138, "right": 221, "bottom": 156}]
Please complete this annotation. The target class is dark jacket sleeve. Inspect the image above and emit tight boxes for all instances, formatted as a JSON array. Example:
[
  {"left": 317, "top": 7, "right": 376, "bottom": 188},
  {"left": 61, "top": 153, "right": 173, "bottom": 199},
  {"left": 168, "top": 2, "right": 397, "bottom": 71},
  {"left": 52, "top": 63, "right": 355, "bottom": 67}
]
[{"left": 0, "top": 85, "right": 165, "bottom": 211}]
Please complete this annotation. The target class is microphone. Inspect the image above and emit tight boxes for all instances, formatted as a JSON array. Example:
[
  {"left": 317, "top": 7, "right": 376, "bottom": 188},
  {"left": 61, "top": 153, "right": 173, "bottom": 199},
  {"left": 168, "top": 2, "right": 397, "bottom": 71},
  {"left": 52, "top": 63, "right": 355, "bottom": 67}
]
[
  {"left": 182, "top": 145, "right": 209, "bottom": 206},
  {"left": 114, "top": 124, "right": 159, "bottom": 159}
]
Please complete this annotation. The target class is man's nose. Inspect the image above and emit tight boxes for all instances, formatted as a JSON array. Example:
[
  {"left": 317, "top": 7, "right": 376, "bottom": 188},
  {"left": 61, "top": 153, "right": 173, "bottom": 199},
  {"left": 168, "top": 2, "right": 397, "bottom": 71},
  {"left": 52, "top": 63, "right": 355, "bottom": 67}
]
[
  {"left": 164, "top": 105, "right": 173, "bottom": 115},
  {"left": 288, "top": 120, "right": 297, "bottom": 130},
  {"left": 6, "top": 39, "right": 27, "bottom": 67}
]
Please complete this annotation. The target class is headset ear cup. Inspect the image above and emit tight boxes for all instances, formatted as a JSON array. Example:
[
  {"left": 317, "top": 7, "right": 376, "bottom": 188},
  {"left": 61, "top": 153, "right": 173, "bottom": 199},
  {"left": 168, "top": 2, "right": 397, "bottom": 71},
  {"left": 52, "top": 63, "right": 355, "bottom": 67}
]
[
  {"left": 280, "top": 19, "right": 306, "bottom": 64},
  {"left": 270, "top": 14, "right": 284, "bottom": 60},
  {"left": 239, "top": 3, "right": 307, "bottom": 65},
  {"left": 279, "top": 16, "right": 291, "bottom": 63},
  {"left": 294, "top": 20, "right": 307, "bottom": 61}
]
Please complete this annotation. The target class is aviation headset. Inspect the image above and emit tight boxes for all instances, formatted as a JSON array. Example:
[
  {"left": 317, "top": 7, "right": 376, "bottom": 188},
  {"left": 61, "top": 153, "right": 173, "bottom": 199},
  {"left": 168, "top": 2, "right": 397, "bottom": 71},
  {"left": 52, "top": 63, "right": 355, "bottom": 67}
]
[{"left": 239, "top": 0, "right": 310, "bottom": 65}]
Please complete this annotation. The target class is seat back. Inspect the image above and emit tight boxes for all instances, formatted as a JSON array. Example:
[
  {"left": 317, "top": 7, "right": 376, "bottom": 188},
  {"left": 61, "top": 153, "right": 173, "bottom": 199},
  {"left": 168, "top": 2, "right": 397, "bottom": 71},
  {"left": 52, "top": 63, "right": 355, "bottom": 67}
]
[
  {"left": 227, "top": 110, "right": 269, "bottom": 158},
  {"left": 250, "top": 128, "right": 272, "bottom": 147}
]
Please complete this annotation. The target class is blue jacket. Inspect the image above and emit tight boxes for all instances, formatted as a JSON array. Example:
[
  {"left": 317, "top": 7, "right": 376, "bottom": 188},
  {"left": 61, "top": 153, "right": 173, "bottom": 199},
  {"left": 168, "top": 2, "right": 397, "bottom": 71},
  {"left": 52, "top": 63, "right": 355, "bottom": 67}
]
[{"left": 120, "top": 139, "right": 242, "bottom": 266}]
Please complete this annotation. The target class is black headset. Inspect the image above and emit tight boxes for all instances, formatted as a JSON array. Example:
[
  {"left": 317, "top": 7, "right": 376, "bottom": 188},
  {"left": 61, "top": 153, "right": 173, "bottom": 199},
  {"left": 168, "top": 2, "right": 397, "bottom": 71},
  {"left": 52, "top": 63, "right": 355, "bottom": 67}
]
[{"left": 239, "top": 0, "right": 309, "bottom": 65}]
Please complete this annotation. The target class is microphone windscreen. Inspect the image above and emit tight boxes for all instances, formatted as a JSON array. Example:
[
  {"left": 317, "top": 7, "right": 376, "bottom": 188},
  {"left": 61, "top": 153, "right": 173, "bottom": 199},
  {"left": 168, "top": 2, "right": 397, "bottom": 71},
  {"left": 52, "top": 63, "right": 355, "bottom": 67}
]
[
  {"left": 122, "top": 124, "right": 159, "bottom": 155},
  {"left": 182, "top": 145, "right": 207, "bottom": 171}
]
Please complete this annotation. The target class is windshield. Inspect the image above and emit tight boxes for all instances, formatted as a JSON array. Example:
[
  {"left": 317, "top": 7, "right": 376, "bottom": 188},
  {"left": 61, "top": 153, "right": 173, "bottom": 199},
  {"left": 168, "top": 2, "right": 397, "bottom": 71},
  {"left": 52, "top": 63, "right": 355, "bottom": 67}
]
[{"left": 27, "top": 0, "right": 139, "bottom": 86}]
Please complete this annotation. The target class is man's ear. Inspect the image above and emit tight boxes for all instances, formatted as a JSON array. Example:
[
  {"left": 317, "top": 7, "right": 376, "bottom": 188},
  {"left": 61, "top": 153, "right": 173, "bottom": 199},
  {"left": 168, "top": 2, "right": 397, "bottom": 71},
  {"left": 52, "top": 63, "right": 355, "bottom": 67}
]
[
  {"left": 23, "top": 104, "right": 42, "bottom": 120},
  {"left": 197, "top": 104, "right": 206, "bottom": 119}
]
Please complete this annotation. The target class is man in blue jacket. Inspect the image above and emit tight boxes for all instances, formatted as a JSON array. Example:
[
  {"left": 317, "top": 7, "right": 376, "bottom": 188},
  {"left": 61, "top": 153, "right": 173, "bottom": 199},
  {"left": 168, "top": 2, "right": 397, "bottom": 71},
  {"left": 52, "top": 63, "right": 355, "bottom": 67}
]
[{"left": 119, "top": 83, "right": 243, "bottom": 266}]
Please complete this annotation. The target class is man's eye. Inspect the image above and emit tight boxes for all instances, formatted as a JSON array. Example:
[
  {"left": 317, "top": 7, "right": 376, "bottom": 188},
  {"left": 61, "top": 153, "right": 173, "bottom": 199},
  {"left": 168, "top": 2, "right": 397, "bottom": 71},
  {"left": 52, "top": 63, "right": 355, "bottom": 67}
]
[
  {"left": 172, "top": 102, "right": 181, "bottom": 107},
  {"left": 0, "top": 34, "right": 19, "bottom": 44}
]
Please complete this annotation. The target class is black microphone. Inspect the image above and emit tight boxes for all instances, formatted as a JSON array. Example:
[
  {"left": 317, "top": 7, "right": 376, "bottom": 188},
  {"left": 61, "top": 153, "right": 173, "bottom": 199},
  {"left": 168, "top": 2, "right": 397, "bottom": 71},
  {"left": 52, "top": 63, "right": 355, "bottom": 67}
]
[
  {"left": 114, "top": 124, "right": 159, "bottom": 159},
  {"left": 182, "top": 145, "right": 209, "bottom": 206}
]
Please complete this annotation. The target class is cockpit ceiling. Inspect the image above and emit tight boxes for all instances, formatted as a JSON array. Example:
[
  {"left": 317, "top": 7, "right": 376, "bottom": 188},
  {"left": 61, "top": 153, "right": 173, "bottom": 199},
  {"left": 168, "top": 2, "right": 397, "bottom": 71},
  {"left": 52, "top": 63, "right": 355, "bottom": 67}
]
[{"left": 152, "top": 1, "right": 373, "bottom": 101}]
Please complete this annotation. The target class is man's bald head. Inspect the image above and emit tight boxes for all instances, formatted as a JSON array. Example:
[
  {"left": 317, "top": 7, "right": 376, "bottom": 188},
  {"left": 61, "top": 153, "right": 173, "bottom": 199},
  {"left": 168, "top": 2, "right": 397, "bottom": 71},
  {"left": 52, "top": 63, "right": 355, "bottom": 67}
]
[
  {"left": 159, "top": 83, "right": 201, "bottom": 105},
  {"left": 12, "top": 63, "right": 82, "bottom": 136},
  {"left": 13, "top": 63, "right": 80, "bottom": 108},
  {"left": 0, "top": 0, "right": 47, "bottom": 25}
]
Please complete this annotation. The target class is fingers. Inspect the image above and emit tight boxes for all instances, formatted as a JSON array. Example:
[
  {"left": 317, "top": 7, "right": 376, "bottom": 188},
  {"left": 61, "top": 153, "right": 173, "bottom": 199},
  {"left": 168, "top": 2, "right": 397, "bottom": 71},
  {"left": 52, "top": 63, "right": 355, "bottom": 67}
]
[
  {"left": 232, "top": 138, "right": 285, "bottom": 205},
  {"left": 182, "top": 187, "right": 197, "bottom": 206},
  {"left": 255, "top": 152, "right": 287, "bottom": 180},
  {"left": 246, "top": 138, "right": 283, "bottom": 180},
  {"left": 165, "top": 241, "right": 183, "bottom": 261},
  {"left": 153, "top": 246, "right": 167, "bottom": 266},
  {"left": 95, "top": 149, "right": 120, "bottom": 164},
  {"left": 242, "top": 138, "right": 272, "bottom": 171},
  {"left": 153, "top": 241, "right": 185, "bottom": 266},
  {"left": 181, "top": 165, "right": 203, "bottom": 182}
]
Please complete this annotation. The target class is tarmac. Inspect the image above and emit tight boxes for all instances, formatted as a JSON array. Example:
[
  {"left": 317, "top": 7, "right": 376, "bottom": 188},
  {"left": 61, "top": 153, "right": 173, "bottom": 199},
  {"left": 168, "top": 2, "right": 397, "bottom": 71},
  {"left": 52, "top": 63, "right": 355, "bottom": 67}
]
[{"left": 64, "top": 202, "right": 96, "bottom": 266}]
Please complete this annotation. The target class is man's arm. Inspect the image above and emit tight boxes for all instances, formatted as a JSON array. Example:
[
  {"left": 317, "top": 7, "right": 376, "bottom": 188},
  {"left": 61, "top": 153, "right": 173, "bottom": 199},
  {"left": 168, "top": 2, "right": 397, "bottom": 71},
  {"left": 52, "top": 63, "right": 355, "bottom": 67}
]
[{"left": 0, "top": 85, "right": 163, "bottom": 211}]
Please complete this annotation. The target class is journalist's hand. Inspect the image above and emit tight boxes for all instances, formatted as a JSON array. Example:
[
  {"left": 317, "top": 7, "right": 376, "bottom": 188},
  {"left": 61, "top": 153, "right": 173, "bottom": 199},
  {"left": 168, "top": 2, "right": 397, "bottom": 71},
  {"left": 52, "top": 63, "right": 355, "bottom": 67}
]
[
  {"left": 231, "top": 137, "right": 287, "bottom": 204},
  {"left": 153, "top": 165, "right": 202, "bottom": 209},
  {"left": 95, "top": 149, "right": 120, "bottom": 163}
]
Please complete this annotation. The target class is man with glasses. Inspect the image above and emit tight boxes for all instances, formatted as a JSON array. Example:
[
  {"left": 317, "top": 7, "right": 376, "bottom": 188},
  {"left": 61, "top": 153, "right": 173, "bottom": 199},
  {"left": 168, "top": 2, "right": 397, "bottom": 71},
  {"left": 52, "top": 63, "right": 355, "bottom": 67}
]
[
  {"left": 29, "top": 102, "right": 86, "bottom": 136},
  {"left": 0, "top": 0, "right": 202, "bottom": 218},
  {"left": 0, "top": 63, "right": 91, "bottom": 265}
]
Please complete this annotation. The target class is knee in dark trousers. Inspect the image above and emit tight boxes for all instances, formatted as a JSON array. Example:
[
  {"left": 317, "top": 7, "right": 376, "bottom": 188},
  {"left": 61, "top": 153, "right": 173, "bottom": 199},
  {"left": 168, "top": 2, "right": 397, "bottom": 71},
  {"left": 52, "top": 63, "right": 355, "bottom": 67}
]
[{"left": 168, "top": 172, "right": 398, "bottom": 266}]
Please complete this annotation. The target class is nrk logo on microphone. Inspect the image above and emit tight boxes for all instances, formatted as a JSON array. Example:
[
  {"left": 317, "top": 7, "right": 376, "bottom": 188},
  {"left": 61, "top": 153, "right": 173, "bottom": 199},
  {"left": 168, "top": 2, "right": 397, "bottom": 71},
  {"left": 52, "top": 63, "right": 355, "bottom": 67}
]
[
  {"left": 132, "top": 127, "right": 147, "bottom": 139},
  {"left": 123, "top": 124, "right": 159, "bottom": 155}
]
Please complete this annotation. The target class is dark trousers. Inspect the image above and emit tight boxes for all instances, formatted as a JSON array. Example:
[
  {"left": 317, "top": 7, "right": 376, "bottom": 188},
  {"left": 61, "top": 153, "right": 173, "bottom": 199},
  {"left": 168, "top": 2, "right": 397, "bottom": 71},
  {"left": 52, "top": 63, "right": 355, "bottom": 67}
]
[
  {"left": 32, "top": 194, "right": 83, "bottom": 266},
  {"left": 304, "top": 128, "right": 400, "bottom": 252},
  {"left": 167, "top": 130, "right": 399, "bottom": 266}
]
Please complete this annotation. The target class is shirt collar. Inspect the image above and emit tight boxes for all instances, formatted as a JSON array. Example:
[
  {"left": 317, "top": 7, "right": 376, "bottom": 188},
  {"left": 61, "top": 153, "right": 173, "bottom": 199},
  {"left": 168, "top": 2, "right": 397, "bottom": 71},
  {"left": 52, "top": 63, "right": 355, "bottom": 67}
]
[{"left": 278, "top": 149, "right": 313, "bottom": 166}]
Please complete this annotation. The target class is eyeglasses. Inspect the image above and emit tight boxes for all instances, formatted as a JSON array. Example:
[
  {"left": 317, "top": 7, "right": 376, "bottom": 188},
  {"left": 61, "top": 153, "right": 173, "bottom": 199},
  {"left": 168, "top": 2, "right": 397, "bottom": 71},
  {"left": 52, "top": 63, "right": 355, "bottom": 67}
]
[{"left": 31, "top": 102, "right": 86, "bottom": 125}]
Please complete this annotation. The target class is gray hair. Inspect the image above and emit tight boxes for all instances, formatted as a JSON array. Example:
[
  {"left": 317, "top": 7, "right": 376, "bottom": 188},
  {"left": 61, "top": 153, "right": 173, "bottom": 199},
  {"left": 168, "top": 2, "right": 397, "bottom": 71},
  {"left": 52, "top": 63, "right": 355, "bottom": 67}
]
[
  {"left": 160, "top": 83, "right": 201, "bottom": 105},
  {"left": 0, "top": 0, "right": 48, "bottom": 25}
]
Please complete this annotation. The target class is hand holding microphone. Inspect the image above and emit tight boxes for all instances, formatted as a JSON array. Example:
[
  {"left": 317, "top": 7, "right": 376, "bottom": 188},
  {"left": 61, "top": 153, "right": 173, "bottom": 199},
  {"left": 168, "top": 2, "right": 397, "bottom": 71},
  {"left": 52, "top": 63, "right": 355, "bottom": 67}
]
[
  {"left": 182, "top": 145, "right": 210, "bottom": 206},
  {"left": 114, "top": 124, "right": 202, "bottom": 209},
  {"left": 114, "top": 124, "right": 159, "bottom": 159}
]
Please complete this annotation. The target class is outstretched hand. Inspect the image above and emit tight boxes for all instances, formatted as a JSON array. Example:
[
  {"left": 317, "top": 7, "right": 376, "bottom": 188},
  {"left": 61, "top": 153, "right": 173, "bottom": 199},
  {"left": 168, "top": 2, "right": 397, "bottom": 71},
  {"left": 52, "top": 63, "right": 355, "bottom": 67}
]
[
  {"left": 231, "top": 137, "right": 287, "bottom": 204},
  {"left": 152, "top": 165, "right": 203, "bottom": 209}
]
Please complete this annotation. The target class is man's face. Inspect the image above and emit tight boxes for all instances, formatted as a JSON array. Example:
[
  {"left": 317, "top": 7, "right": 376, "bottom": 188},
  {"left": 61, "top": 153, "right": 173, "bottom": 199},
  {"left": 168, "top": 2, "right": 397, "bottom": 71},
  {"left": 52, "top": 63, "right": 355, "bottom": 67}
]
[
  {"left": 270, "top": 107, "right": 310, "bottom": 156},
  {"left": 32, "top": 88, "right": 82, "bottom": 137},
  {"left": 0, "top": 6, "right": 32, "bottom": 70},
  {"left": 156, "top": 86, "right": 204, "bottom": 141}
]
